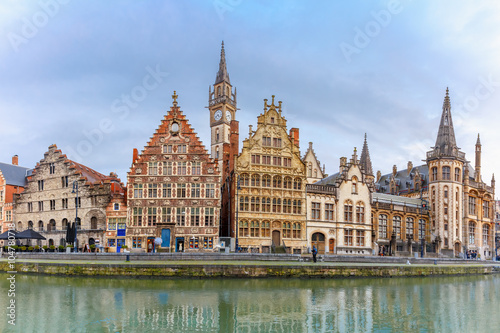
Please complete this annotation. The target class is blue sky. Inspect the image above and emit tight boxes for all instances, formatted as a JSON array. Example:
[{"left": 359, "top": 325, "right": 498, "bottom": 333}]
[{"left": 1, "top": 0, "right": 499, "bottom": 190}]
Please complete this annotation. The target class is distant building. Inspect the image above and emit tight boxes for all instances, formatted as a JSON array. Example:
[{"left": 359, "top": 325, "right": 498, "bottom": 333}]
[
  {"left": 0, "top": 155, "right": 31, "bottom": 234},
  {"left": 126, "top": 93, "right": 221, "bottom": 252},
  {"left": 13, "top": 144, "right": 123, "bottom": 249}
]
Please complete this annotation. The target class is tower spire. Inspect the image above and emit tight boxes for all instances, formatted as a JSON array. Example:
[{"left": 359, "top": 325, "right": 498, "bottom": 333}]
[
  {"left": 434, "top": 87, "right": 458, "bottom": 156},
  {"left": 360, "top": 133, "right": 373, "bottom": 176},
  {"left": 215, "top": 41, "right": 230, "bottom": 84}
]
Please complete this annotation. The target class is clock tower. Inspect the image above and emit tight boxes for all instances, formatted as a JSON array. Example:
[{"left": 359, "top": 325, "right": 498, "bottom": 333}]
[{"left": 209, "top": 41, "right": 237, "bottom": 171}]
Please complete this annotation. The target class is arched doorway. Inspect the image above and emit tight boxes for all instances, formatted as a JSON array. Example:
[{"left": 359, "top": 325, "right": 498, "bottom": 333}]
[
  {"left": 312, "top": 232, "right": 326, "bottom": 254},
  {"left": 454, "top": 242, "right": 461, "bottom": 258},
  {"left": 89, "top": 238, "right": 95, "bottom": 246},
  {"left": 329, "top": 239, "right": 335, "bottom": 254}
]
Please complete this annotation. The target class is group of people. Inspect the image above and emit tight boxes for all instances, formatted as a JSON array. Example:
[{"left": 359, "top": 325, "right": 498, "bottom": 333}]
[{"left": 466, "top": 250, "right": 480, "bottom": 260}]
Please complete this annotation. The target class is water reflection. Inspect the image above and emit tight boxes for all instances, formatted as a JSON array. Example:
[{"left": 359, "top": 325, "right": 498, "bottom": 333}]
[{"left": 0, "top": 274, "right": 499, "bottom": 332}]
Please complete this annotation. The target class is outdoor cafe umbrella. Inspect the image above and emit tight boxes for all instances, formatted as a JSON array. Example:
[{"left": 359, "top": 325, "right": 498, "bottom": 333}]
[
  {"left": 15, "top": 229, "right": 46, "bottom": 240},
  {"left": 0, "top": 230, "right": 17, "bottom": 240}
]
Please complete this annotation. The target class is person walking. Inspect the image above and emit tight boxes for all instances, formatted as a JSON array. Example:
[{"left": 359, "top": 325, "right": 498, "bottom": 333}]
[{"left": 312, "top": 246, "right": 318, "bottom": 263}]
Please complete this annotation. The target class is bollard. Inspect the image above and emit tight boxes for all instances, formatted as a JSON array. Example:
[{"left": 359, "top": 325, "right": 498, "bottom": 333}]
[{"left": 126, "top": 254, "right": 130, "bottom": 262}]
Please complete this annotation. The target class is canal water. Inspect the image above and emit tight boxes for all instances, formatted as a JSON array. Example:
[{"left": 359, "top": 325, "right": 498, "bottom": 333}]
[{"left": 1, "top": 273, "right": 499, "bottom": 332}]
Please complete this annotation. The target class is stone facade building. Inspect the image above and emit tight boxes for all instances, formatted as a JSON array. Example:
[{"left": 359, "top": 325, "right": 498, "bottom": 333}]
[
  {"left": 234, "top": 96, "right": 307, "bottom": 253},
  {"left": 14, "top": 144, "right": 123, "bottom": 248},
  {"left": 104, "top": 186, "right": 127, "bottom": 252},
  {"left": 302, "top": 142, "right": 327, "bottom": 184},
  {"left": 0, "top": 156, "right": 31, "bottom": 234},
  {"left": 375, "top": 89, "right": 495, "bottom": 258},
  {"left": 126, "top": 93, "right": 221, "bottom": 252}
]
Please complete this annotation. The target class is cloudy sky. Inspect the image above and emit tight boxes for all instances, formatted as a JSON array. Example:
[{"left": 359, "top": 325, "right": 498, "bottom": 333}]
[{"left": 1, "top": 0, "right": 499, "bottom": 190}]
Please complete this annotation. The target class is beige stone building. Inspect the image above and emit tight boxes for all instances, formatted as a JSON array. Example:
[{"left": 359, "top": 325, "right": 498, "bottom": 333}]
[
  {"left": 14, "top": 144, "right": 123, "bottom": 249},
  {"left": 302, "top": 142, "right": 326, "bottom": 184},
  {"left": 234, "top": 96, "right": 307, "bottom": 253},
  {"left": 310, "top": 148, "right": 373, "bottom": 255}
]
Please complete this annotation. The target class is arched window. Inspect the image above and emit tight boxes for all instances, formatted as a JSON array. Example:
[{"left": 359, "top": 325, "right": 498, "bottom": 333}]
[
  {"left": 250, "top": 221, "right": 259, "bottom": 237},
  {"left": 60, "top": 238, "right": 66, "bottom": 247},
  {"left": 379, "top": 215, "right": 387, "bottom": 238},
  {"left": 406, "top": 217, "right": 414, "bottom": 238},
  {"left": 62, "top": 218, "right": 68, "bottom": 230},
  {"left": 314, "top": 169, "right": 318, "bottom": 178},
  {"left": 250, "top": 197, "right": 260, "bottom": 212},
  {"left": 251, "top": 174, "right": 260, "bottom": 187},
  {"left": 216, "top": 128, "right": 220, "bottom": 142},
  {"left": 217, "top": 86, "right": 221, "bottom": 96},
  {"left": 273, "top": 176, "right": 282, "bottom": 188},
  {"left": 91, "top": 217, "right": 97, "bottom": 230},
  {"left": 293, "top": 178, "right": 302, "bottom": 190},
  {"left": 482, "top": 224, "right": 490, "bottom": 245},
  {"left": 272, "top": 198, "right": 281, "bottom": 213},
  {"left": 262, "top": 198, "right": 271, "bottom": 212},
  {"left": 18, "top": 221, "right": 23, "bottom": 230},
  {"left": 442, "top": 166, "right": 450, "bottom": 180},
  {"left": 28, "top": 221, "right": 33, "bottom": 229},
  {"left": 356, "top": 202, "right": 364, "bottom": 223},
  {"left": 239, "top": 196, "right": 249, "bottom": 211},
  {"left": 38, "top": 220, "right": 44, "bottom": 231},
  {"left": 48, "top": 239, "right": 54, "bottom": 246},
  {"left": 76, "top": 217, "right": 81, "bottom": 230},
  {"left": 344, "top": 200, "right": 353, "bottom": 222},
  {"left": 240, "top": 174, "right": 249, "bottom": 187},
  {"left": 352, "top": 177, "right": 358, "bottom": 194},
  {"left": 469, "top": 222, "right": 476, "bottom": 244},
  {"left": 283, "top": 177, "right": 292, "bottom": 189},
  {"left": 444, "top": 186, "right": 448, "bottom": 198},
  {"left": 262, "top": 175, "right": 271, "bottom": 188},
  {"left": 48, "top": 219, "right": 56, "bottom": 232},
  {"left": 216, "top": 146, "right": 219, "bottom": 160},
  {"left": 226, "top": 87, "right": 230, "bottom": 97},
  {"left": 282, "top": 222, "right": 291, "bottom": 238},
  {"left": 293, "top": 223, "right": 301, "bottom": 238},
  {"left": 393, "top": 216, "right": 401, "bottom": 239}
]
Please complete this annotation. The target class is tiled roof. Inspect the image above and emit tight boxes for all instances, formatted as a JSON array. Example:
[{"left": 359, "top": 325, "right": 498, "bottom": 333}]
[
  {"left": 376, "top": 164, "right": 429, "bottom": 195},
  {"left": 0, "top": 162, "right": 32, "bottom": 187}
]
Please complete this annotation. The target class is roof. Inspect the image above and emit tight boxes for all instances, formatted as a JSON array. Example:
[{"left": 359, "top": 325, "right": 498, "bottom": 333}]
[
  {"left": 0, "top": 162, "right": 32, "bottom": 187},
  {"left": 315, "top": 172, "right": 341, "bottom": 185},
  {"left": 373, "top": 193, "right": 423, "bottom": 207},
  {"left": 376, "top": 164, "right": 428, "bottom": 195}
]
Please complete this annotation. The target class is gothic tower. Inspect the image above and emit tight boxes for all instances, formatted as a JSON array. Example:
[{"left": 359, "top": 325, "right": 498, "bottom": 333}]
[
  {"left": 209, "top": 41, "right": 237, "bottom": 172},
  {"left": 360, "top": 133, "right": 374, "bottom": 186},
  {"left": 426, "top": 88, "right": 465, "bottom": 254}
]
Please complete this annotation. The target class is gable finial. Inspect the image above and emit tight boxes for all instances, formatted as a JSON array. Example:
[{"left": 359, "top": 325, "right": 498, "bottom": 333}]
[{"left": 172, "top": 91, "right": 178, "bottom": 107}]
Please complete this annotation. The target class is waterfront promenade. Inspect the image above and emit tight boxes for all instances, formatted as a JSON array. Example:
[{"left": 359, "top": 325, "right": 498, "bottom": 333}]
[{"left": 1, "top": 253, "right": 498, "bottom": 278}]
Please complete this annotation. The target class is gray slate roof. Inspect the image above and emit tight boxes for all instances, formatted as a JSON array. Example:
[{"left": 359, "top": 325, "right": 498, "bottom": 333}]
[
  {"left": 0, "top": 162, "right": 32, "bottom": 186},
  {"left": 376, "top": 164, "right": 429, "bottom": 195},
  {"left": 373, "top": 193, "right": 423, "bottom": 207},
  {"left": 314, "top": 172, "right": 341, "bottom": 186}
]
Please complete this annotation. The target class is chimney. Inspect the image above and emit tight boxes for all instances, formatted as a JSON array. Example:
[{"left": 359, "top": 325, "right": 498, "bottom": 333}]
[
  {"left": 289, "top": 128, "right": 299, "bottom": 147},
  {"left": 12, "top": 155, "right": 18, "bottom": 166},
  {"left": 133, "top": 149, "right": 138, "bottom": 164}
]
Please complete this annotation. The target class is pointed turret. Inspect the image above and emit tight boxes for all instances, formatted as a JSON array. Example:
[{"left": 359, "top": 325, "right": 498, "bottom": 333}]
[
  {"left": 215, "top": 41, "right": 230, "bottom": 85},
  {"left": 360, "top": 133, "right": 374, "bottom": 176},
  {"left": 475, "top": 133, "right": 482, "bottom": 182}
]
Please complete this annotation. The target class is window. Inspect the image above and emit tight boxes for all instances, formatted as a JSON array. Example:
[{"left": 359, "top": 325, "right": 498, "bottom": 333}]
[
  {"left": 28, "top": 202, "right": 33, "bottom": 212},
  {"left": 250, "top": 221, "right": 259, "bottom": 237},
  {"left": 273, "top": 176, "right": 281, "bottom": 188},
  {"left": 191, "top": 183, "right": 201, "bottom": 198},
  {"left": 176, "top": 208, "right": 186, "bottom": 226},
  {"left": 148, "top": 184, "right": 158, "bottom": 198},
  {"left": 113, "top": 203, "right": 119, "bottom": 211},
  {"left": 250, "top": 197, "right": 260, "bottom": 212},
  {"left": 393, "top": 216, "right": 401, "bottom": 239},
  {"left": 163, "top": 162, "right": 173, "bottom": 175},
  {"left": 356, "top": 203, "right": 364, "bottom": 223},
  {"left": 469, "top": 222, "right": 475, "bottom": 244},
  {"left": 262, "top": 198, "right": 271, "bottom": 212},
  {"left": 270, "top": 117, "right": 275, "bottom": 124},
  {"left": 239, "top": 221, "right": 249, "bottom": 237},
  {"left": 344, "top": 201, "right": 353, "bottom": 222},
  {"left": 177, "top": 184, "right": 186, "bottom": 198},
  {"left": 418, "top": 219, "right": 426, "bottom": 239},
  {"left": 273, "top": 138, "right": 282, "bottom": 148},
  {"left": 0, "top": 191, "right": 3, "bottom": 202},
  {"left": 251, "top": 155, "right": 260, "bottom": 164},
  {"left": 38, "top": 180, "right": 44, "bottom": 191},
  {"left": 90, "top": 217, "right": 97, "bottom": 230},
  {"left": 406, "top": 217, "right": 414, "bottom": 237},
  {"left": 38, "top": 221, "right": 44, "bottom": 231},
  {"left": 344, "top": 229, "right": 353, "bottom": 246},
  {"left": 283, "top": 158, "right": 291, "bottom": 167},
  {"left": 283, "top": 199, "right": 292, "bottom": 214},
  {"left": 262, "top": 156, "right": 271, "bottom": 165},
  {"left": 148, "top": 162, "right": 158, "bottom": 175},
  {"left": 133, "top": 207, "right": 142, "bottom": 226},
  {"left": 272, "top": 157, "right": 281, "bottom": 166},
  {"left": 203, "top": 237, "right": 213, "bottom": 249},
  {"left": 483, "top": 201, "right": 490, "bottom": 218},
  {"left": 251, "top": 174, "right": 260, "bottom": 187},
  {"left": 283, "top": 177, "right": 292, "bottom": 189},
  {"left": 469, "top": 197, "right": 477, "bottom": 215},
  {"left": 108, "top": 239, "right": 116, "bottom": 247},
  {"left": 163, "top": 145, "right": 173, "bottom": 154},
  {"left": 205, "top": 184, "right": 215, "bottom": 198},
  {"left": 292, "top": 223, "right": 301, "bottom": 238},
  {"left": 379, "top": 215, "right": 387, "bottom": 238},
  {"left": 205, "top": 208, "right": 215, "bottom": 226},
  {"left": 147, "top": 207, "right": 157, "bottom": 226},
  {"left": 483, "top": 224, "right": 490, "bottom": 245},
  {"left": 262, "top": 175, "right": 271, "bottom": 187},
  {"left": 61, "top": 176, "right": 68, "bottom": 188},
  {"left": 192, "top": 162, "right": 201, "bottom": 175},
  {"left": 262, "top": 136, "right": 271, "bottom": 146},
  {"left": 272, "top": 198, "right": 281, "bottom": 213},
  {"left": 38, "top": 201, "right": 44, "bottom": 211},
  {"left": 161, "top": 207, "right": 171, "bottom": 223},
  {"left": 283, "top": 222, "right": 291, "bottom": 238},
  {"left": 133, "top": 184, "right": 143, "bottom": 198},
  {"left": 216, "top": 147, "right": 219, "bottom": 160},
  {"left": 240, "top": 174, "right": 249, "bottom": 187},
  {"left": 191, "top": 208, "right": 200, "bottom": 226},
  {"left": 312, "top": 202, "right": 321, "bottom": 220},
  {"left": 352, "top": 177, "right": 358, "bottom": 194},
  {"left": 0, "top": 208, "right": 2, "bottom": 220},
  {"left": 117, "top": 239, "right": 125, "bottom": 247},
  {"left": 178, "top": 145, "right": 187, "bottom": 153},
  {"left": 442, "top": 166, "right": 450, "bottom": 180},
  {"left": 261, "top": 221, "right": 270, "bottom": 237},
  {"left": 132, "top": 237, "right": 142, "bottom": 249},
  {"left": 455, "top": 168, "right": 461, "bottom": 182},
  {"left": 293, "top": 200, "right": 302, "bottom": 214},
  {"left": 49, "top": 163, "right": 55, "bottom": 174},
  {"left": 325, "top": 204, "right": 334, "bottom": 221},
  {"left": 5, "top": 210, "right": 11, "bottom": 221},
  {"left": 50, "top": 200, "right": 55, "bottom": 210},
  {"left": 356, "top": 230, "right": 365, "bottom": 246},
  {"left": 293, "top": 178, "right": 302, "bottom": 190},
  {"left": 108, "top": 219, "right": 117, "bottom": 230},
  {"left": 240, "top": 196, "right": 249, "bottom": 211},
  {"left": 216, "top": 128, "right": 220, "bottom": 142},
  {"left": 431, "top": 167, "right": 437, "bottom": 181},
  {"left": 178, "top": 162, "right": 187, "bottom": 175}
]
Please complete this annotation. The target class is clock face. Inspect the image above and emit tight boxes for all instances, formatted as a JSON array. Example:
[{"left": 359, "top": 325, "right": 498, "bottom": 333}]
[
  {"left": 214, "top": 110, "right": 222, "bottom": 121},
  {"left": 226, "top": 111, "right": 232, "bottom": 121}
]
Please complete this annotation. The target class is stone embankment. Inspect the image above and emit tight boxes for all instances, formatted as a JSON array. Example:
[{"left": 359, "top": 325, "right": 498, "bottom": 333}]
[{"left": 1, "top": 253, "right": 498, "bottom": 278}]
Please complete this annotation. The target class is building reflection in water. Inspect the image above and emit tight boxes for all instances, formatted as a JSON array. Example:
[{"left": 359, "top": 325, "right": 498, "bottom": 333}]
[{"left": 1, "top": 275, "right": 500, "bottom": 332}]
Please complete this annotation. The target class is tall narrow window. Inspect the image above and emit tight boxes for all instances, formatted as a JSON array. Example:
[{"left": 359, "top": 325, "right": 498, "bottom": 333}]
[
  {"left": 379, "top": 215, "right": 387, "bottom": 238},
  {"left": 442, "top": 166, "right": 450, "bottom": 180},
  {"left": 162, "top": 184, "right": 172, "bottom": 198},
  {"left": 191, "top": 208, "right": 200, "bottom": 226},
  {"left": 469, "top": 197, "right": 477, "bottom": 215},
  {"left": 344, "top": 201, "right": 353, "bottom": 222},
  {"left": 469, "top": 222, "right": 475, "bottom": 244},
  {"left": 148, "top": 184, "right": 158, "bottom": 198},
  {"left": 49, "top": 163, "right": 55, "bottom": 174},
  {"left": 177, "top": 184, "right": 186, "bottom": 198},
  {"left": 356, "top": 231, "right": 365, "bottom": 246},
  {"left": 325, "top": 204, "right": 334, "bottom": 221},
  {"left": 148, "top": 162, "right": 158, "bottom": 175},
  {"left": 431, "top": 167, "right": 437, "bottom": 181},
  {"left": 455, "top": 168, "right": 461, "bottom": 182},
  {"left": 205, "top": 208, "right": 215, "bottom": 226},
  {"left": 192, "top": 162, "right": 201, "bottom": 175},
  {"left": 205, "top": 184, "right": 215, "bottom": 198},
  {"left": 406, "top": 218, "right": 414, "bottom": 237},
  {"left": 133, "top": 207, "right": 143, "bottom": 226},
  {"left": 133, "top": 184, "right": 143, "bottom": 198},
  {"left": 393, "top": 216, "right": 401, "bottom": 239},
  {"left": 344, "top": 229, "right": 353, "bottom": 246},
  {"left": 356, "top": 202, "right": 364, "bottom": 223},
  {"left": 176, "top": 207, "right": 186, "bottom": 226}
]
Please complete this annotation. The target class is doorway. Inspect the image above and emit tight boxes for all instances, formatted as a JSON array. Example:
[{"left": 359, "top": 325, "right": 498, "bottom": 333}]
[
  {"left": 311, "top": 232, "right": 326, "bottom": 254},
  {"left": 176, "top": 237, "right": 185, "bottom": 252},
  {"left": 329, "top": 239, "right": 335, "bottom": 254},
  {"left": 272, "top": 230, "right": 280, "bottom": 246},
  {"left": 161, "top": 229, "right": 171, "bottom": 249},
  {"left": 454, "top": 242, "right": 461, "bottom": 257},
  {"left": 147, "top": 237, "right": 155, "bottom": 253}
]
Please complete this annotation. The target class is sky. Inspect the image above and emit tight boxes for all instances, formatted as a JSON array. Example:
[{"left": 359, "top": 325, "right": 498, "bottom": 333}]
[{"left": 1, "top": 0, "right": 499, "bottom": 192}]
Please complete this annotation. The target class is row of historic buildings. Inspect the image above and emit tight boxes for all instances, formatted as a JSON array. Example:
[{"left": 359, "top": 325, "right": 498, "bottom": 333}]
[{"left": 1, "top": 43, "right": 496, "bottom": 258}]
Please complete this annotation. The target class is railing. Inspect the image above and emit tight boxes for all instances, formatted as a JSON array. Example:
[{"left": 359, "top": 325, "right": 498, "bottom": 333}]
[{"left": 306, "top": 184, "right": 336, "bottom": 194}]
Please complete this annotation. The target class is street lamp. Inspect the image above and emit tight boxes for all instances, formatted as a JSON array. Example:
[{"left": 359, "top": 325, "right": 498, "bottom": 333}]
[{"left": 72, "top": 181, "right": 79, "bottom": 253}]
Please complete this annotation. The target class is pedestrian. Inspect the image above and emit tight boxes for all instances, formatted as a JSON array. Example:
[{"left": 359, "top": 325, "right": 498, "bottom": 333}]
[{"left": 312, "top": 246, "right": 318, "bottom": 263}]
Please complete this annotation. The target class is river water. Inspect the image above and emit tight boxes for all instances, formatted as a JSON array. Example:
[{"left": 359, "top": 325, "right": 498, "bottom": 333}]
[{"left": 0, "top": 273, "right": 499, "bottom": 332}]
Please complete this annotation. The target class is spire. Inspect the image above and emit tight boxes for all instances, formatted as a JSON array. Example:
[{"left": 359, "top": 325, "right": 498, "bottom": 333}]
[
  {"left": 476, "top": 133, "right": 481, "bottom": 146},
  {"left": 215, "top": 41, "right": 230, "bottom": 85},
  {"left": 433, "top": 87, "right": 458, "bottom": 156},
  {"left": 360, "top": 133, "right": 373, "bottom": 176}
]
